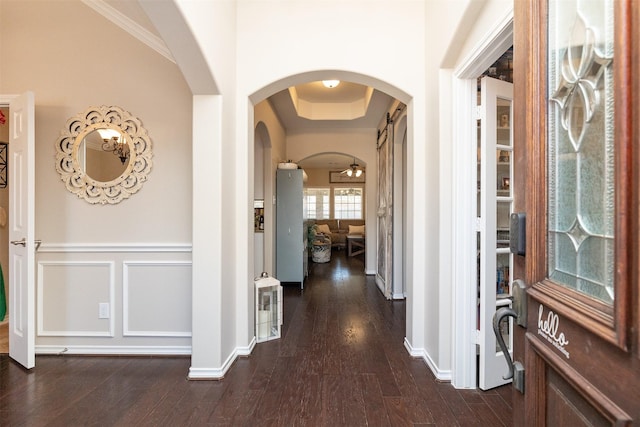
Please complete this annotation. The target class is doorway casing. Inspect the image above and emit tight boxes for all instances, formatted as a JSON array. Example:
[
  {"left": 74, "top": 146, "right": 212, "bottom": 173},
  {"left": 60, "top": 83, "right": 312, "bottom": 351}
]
[{"left": 450, "top": 11, "right": 514, "bottom": 389}]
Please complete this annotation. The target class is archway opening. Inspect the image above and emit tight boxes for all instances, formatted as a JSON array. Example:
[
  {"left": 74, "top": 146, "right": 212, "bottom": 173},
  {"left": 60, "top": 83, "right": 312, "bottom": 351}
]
[{"left": 249, "top": 72, "right": 412, "bottom": 358}]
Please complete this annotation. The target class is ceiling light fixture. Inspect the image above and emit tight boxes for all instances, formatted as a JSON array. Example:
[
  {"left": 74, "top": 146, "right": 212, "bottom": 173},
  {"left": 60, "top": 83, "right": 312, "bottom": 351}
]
[
  {"left": 322, "top": 79, "right": 340, "bottom": 88},
  {"left": 341, "top": 157, "right": 363, "bottom": 177}
]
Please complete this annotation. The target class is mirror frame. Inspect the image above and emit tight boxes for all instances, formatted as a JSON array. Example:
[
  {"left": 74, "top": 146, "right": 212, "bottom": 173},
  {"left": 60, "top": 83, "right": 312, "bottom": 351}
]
[{"left": 55, "top": 105, "right": 153, "bottom": 204}]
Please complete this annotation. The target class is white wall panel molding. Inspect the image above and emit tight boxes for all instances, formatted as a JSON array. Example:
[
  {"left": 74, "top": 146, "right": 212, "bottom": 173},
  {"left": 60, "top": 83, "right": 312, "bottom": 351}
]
[
  {"left": 404, "top": 337, "right": 452, "bottom": 382},
  {"left": 37, "top": 261, "right": 115, "bottom": 337},
  {"left": 36, "top": 345, "right": 191, "bottom": 355},
  {"left": 123, "top": 261, "right": 192, "bottom": 337},
  {"left": 38, "top": 243, "right": 192, "bottom": 253}
]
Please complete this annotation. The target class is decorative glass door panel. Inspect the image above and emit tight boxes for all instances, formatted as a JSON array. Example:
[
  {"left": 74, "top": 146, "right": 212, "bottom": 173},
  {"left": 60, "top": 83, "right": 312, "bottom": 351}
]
[{"left": 547, "top": 0, "right": 615, "bottom": 304}]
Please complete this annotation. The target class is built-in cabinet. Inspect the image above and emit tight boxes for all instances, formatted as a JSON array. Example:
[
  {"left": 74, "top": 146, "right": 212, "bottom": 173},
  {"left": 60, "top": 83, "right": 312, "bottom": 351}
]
[{"left": 276, "top": 169, "right": 307, "bottom": 287}]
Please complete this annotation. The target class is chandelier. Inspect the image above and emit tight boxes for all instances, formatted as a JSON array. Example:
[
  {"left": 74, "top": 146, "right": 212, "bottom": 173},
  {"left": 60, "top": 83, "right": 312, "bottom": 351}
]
[
  {"left": 98, "top": 128, "right": 130, "bottom": 164},
  {"left": 341, "top": 157, "right": 363, "bottom": 177}
]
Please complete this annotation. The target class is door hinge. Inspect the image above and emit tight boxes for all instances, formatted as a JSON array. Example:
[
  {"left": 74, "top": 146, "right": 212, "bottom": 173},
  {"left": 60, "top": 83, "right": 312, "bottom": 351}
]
[{"left": 475, "top": 105, "right": 482, "bottom": 120}]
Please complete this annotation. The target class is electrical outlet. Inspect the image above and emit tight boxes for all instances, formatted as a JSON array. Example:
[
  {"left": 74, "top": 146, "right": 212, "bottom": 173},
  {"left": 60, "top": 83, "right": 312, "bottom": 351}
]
[{"left": 99, "top": 303, "right": 110, "bottom": 319}]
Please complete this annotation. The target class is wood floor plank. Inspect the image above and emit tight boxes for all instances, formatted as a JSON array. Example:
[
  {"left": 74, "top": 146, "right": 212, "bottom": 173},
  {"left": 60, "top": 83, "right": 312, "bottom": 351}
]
[
  {"left": 359, "top": 373, "right": 392, "bottom": 426},
  {"left": 481, "top": 392, "right": 514, "bottom": 423}
]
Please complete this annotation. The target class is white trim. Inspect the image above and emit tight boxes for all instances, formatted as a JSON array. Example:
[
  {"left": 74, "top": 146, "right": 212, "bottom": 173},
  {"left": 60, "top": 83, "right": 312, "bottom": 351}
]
[
  {"left": 451, "top": 77, "right": 480, "bottom": 389},
  {"left": 450, "top": 11, "right": 514, "bottom": 389},
  {"left": 237, "top": 336, "right": 256, "bottom": 356},
  {"left": 36, "top": 345, "right": 191, "bottom": 355},
  {"left": 455, "top": 8, "right": 514, "bottom": 79},
  {"left": 38, "top": 243, "right": 192, "bottom": 253},
  {"left": 391, "top": 292, "right": 405, "bottom": 300},
  {"left": 0, "top": 95, "right": 18, "bottom": 105},
  {"left": 37, "top": 261, "right": 116, "bottom": 337},
  {"left": 81, "top": 0, "right": 175, "bottom": 63},
  {"left": 122, "top": 260, "right": 193, "bottom": 337},
  {"left": 187, "top": 339, "right": 256, "bottom": 380},
  {"left": 404, "top": 337, "right": 452, "bottom": 382}
]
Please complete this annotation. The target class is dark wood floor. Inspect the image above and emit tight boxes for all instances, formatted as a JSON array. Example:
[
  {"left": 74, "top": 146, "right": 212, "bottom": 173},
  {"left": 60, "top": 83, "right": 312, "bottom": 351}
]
[{"left": 0, "top": 250, "right": 512, "bottom": 426}]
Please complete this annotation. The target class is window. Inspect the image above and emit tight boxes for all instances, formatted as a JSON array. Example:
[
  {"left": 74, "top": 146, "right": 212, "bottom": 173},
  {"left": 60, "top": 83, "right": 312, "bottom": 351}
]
[
  {"left": 334, "top": 187, "right": 363, "bottom": 219},
  {"left": 304, "top": 188, "right": 330, "bottom": 219}
]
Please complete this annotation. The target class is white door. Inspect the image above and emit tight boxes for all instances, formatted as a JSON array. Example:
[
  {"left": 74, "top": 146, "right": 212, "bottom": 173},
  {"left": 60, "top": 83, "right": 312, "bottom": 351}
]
[
  {"left": 478, "top": 77, "right": 514, "bottom": 390},
  {"left": 8, "top": 92, "right": 35, "bottom": 369}
]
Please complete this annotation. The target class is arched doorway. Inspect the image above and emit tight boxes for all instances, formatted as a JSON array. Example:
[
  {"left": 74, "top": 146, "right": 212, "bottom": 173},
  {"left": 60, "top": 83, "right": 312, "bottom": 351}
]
[{"left": 249, "top": 72, "right": 411, "bottom": 349}]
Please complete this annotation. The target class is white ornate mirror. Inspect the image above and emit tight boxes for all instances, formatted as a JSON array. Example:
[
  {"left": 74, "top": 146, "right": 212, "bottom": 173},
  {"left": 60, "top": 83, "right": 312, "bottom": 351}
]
[{"left": 55, "top": 105, "right": 152, "bottom": 204}]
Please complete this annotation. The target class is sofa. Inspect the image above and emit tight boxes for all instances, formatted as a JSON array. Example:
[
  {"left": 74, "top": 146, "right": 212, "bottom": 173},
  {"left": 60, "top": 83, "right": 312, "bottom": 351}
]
[{"left": 312, "top": 219, "right": 365, "bottom": 249}]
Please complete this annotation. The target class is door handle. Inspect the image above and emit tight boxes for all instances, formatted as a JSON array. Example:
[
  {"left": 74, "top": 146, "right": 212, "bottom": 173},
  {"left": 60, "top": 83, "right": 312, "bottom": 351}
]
[
  {"left": 10, "top": 238, "right": 26, "bottom": 246},
  {"left": 10, "top": 238, "right": 42, "bottom": 251},
  {"left": 493, "top": 307, "right": 525, "bottom": 393}
]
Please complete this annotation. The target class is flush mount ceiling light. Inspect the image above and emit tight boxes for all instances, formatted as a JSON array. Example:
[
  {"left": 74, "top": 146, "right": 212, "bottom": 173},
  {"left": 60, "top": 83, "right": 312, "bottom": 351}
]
[
  {"left": 341, "top": 157, "right": 363, "bottom": 177},
  {"left": 322, "top": 79, "right": 340, "bottom": 88}
]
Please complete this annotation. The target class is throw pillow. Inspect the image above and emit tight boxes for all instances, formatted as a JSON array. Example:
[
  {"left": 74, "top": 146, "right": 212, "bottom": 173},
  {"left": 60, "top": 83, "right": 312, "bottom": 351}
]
[
  {"left": 348, "top": 225, "right": 365, "bottom": 235},
  {"left": 317, "top": 224, "right": 332, "bottom": 235}
]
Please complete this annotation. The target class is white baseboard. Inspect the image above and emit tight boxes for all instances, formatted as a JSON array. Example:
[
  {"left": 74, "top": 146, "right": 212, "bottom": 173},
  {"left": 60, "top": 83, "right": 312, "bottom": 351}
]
[
  {"left": 403, "top": 337, "right": 452, "bottom": 382},
  {"left": 36, "top": 345, "right": 191, "bottom": 355},
  {"left": 392, "top": 292, "right": 405, "bottom": 300},
  {"left": 237, "top": 336, "right": 256, "bottom": 356},
  {"left": 188, "top": 337, "right": 257, "bottom": 380},
  {"left": 35, "top": 339, "right": 258, "bottom": 381}
]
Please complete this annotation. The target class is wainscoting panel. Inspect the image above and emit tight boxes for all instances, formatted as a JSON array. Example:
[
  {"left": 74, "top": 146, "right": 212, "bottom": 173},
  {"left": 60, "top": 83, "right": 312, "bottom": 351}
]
[
  {"left": 34, "top": 244, "right": 193, "bottom": 355},
  {"left": 37, "top": 261, "right": 115, "bottom": 337},
  {"left": 123, "top": 261, "right": 192, "bottom": 337}
]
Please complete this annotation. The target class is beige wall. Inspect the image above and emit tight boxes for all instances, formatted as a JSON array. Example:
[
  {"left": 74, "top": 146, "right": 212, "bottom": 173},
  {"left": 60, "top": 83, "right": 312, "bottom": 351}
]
[
  {"left": 0, "top": 1, "right": 194, "bottom": 351},
  {"left": 0, "top": 0, "right": 192, "bottom": 243}
]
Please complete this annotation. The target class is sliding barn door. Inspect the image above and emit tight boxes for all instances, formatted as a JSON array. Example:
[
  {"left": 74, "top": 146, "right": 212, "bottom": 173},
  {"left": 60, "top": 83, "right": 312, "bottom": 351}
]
[{"left": 376, "top": 121, "right": 393, "bottom": 299}]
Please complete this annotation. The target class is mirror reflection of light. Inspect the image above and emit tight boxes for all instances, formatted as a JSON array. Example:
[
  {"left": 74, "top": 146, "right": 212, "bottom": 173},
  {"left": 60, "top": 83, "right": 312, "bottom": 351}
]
[
  {"left": 97, "top": 128, "right": 130, "bottom": 164},
  {"left": 96, "top": 128, "right": 121, "bottom": 140}
]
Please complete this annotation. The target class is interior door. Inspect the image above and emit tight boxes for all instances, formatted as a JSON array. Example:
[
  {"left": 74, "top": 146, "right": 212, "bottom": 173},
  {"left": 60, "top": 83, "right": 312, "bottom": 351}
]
[
  {"left": 8, "top": 92, "right": 35, "bottom": 369},
  {"left": 376, "top": 123, "right": 393, "bottom": 299},
  {"left": 478, "top": 76, "right": 514, "bottom": 390},
  {"left": 510, "top": 0, "right": 639, "bottom": 425}
]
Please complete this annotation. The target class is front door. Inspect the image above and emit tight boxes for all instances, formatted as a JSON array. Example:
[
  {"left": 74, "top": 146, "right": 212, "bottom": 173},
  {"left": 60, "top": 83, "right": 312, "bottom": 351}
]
[
  {"left": 8, "top": 92, "right": 36, "bottom": 369},
  {"left": 511, "top": 0, "right": 639, "bottom": 424}
]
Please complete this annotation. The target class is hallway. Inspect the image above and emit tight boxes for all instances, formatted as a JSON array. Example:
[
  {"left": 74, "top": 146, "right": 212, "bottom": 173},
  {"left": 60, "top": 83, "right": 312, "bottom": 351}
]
[{"left": 0, "top": 251, "right": 512, "bottom": 426}]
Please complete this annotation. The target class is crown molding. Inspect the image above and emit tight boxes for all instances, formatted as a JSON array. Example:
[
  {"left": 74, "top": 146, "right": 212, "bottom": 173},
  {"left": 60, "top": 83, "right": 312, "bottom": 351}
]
[{"left": 81, "top": 0, "right": 175, "bottom": 63}]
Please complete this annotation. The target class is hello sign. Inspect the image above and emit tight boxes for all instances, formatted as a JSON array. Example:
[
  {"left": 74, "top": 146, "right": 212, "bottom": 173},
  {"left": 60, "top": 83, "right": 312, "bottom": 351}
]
[{"left": 537, "top": 304, "right": 571, "bottom": 359}]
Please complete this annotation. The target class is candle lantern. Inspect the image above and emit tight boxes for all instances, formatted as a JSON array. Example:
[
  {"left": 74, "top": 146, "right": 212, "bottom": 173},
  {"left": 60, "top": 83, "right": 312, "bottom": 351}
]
[{"left": 255, "top": 273, "right": 282, "bottom": 342}]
